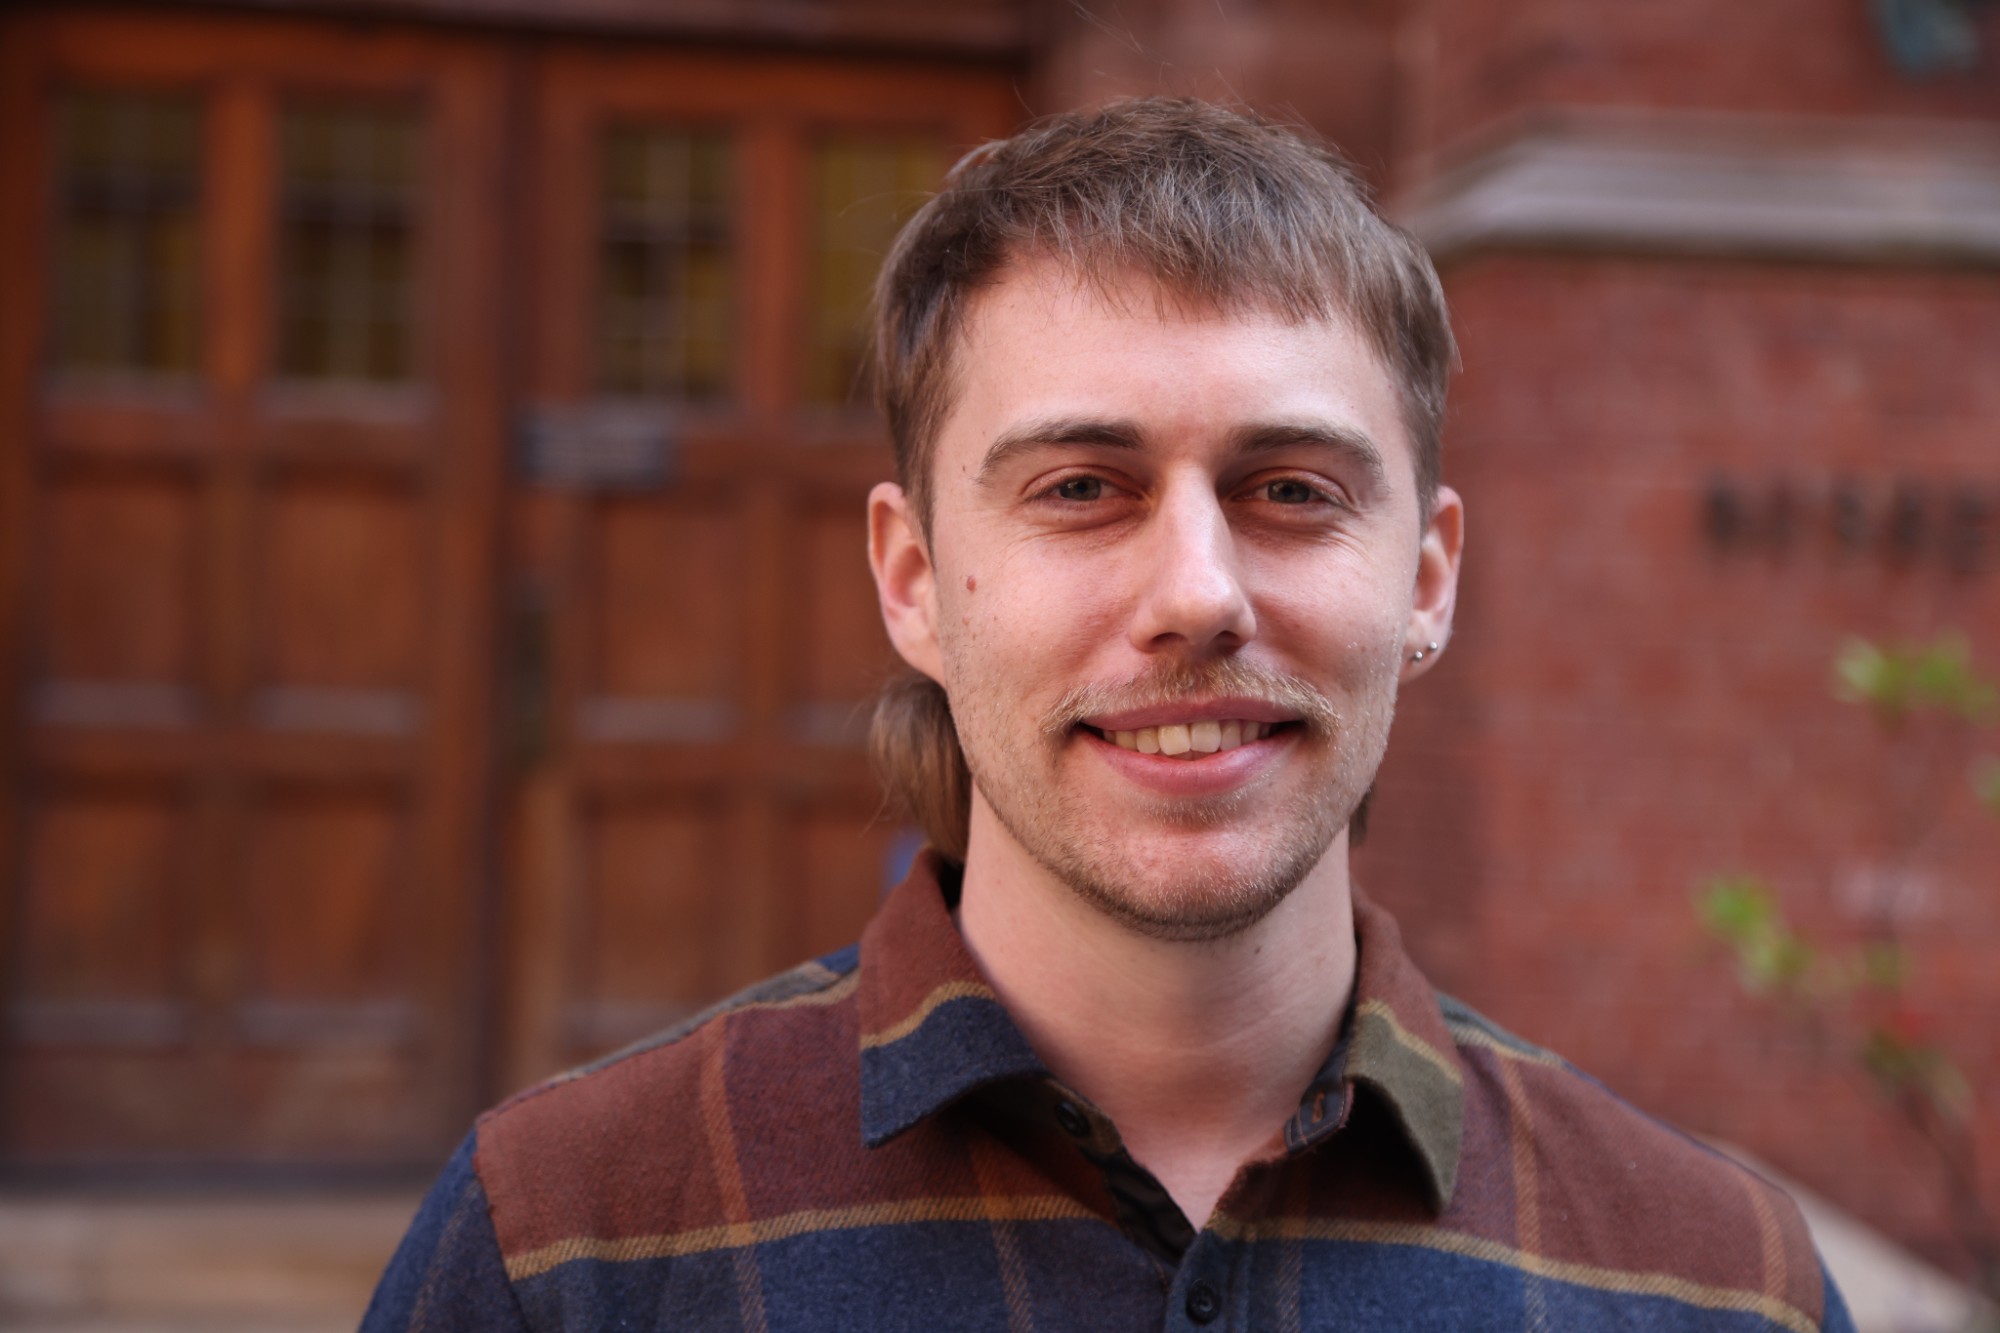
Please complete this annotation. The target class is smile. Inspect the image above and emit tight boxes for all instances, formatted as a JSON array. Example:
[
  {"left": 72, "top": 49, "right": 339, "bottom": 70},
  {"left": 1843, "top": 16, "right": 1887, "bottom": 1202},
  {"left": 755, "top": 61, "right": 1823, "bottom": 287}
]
[{"left": 1081, "top": 719, "right": 1293, "bottom": 758}]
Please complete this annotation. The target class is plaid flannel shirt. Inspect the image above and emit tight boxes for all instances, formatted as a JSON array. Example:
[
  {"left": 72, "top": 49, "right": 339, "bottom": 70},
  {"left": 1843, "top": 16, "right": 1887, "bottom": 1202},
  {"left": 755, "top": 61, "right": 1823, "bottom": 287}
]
[{"left": 364, "top": 850, "right": 1853, "bottom": 1332}]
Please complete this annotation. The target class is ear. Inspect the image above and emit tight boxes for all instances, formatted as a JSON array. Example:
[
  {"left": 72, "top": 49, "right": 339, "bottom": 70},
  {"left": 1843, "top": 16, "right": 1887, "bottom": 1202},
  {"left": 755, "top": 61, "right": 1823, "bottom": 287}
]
[
  {"left": 868, "top": 481, "right": 946, "bottom": 682},
  {"left": 1402, "top": 484, "right": 1464, "bottom": 681}
]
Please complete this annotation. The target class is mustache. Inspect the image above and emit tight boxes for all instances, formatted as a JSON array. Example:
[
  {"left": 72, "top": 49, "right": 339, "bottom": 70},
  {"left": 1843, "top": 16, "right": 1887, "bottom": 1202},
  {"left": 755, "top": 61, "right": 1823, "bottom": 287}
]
[{"left": 1037, "top": 657, "right": 1340, "bottom": 740}]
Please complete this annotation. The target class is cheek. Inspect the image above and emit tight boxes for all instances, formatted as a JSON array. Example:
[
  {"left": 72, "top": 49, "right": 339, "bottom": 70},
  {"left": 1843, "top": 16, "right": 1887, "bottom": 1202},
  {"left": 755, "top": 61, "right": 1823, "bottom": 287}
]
[
  {"left": 1263, "top": 571, "right": 1410, "bottom": 680},
  {"left": 938, "top": 562, "right": 1120, "bottom": 693}
]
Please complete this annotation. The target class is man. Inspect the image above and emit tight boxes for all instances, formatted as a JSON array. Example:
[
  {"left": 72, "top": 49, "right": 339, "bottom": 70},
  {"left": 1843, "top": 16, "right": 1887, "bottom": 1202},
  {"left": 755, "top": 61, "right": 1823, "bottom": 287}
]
[{"left": 366, "top": 100, "right": 1853, "bottom": 1331}]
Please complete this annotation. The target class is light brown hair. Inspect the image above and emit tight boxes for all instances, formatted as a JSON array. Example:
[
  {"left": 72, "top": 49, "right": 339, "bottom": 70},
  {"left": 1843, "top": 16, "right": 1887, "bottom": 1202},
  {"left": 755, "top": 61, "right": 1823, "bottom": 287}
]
[{"left": 869, "top": 98, "right": 1453, "bottom": 861}]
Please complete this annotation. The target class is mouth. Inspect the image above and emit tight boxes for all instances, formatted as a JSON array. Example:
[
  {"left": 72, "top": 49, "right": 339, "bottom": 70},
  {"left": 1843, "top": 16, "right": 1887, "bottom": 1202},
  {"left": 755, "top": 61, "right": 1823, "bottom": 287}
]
[{"left": 1077, "top": 718, "right": 1300, "bottom": 759}]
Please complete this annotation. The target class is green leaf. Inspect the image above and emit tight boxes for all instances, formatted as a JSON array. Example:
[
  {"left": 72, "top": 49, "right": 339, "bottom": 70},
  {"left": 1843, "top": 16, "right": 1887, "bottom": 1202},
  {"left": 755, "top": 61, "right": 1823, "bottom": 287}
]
[
  {"left": 1837, "top": 635, "right": 1999, "bottom": 723},
  {"left": 1858, "top": 942, "right": 1907, "bottom": 990},
  {"left": 1860, "top": 1026, "right": 1919, "bottom": 1092},
  {"left": 1696, "top": 877, "right": 1813, "bottom": 994},
  {"left": 1834, "top": 639, "right": 1903, "bottom": 714},
  {"left": 1858, "top": 1025, "right": 1976, "bottom": 1122},
  {"left": 1699, "top": 877, "right": 1773, "bottom": 939},
  {"left": 1910, "top": 636, "right": 1996, "bottom": 721},
  {"left": 1975, "top": 757, "right": 2000, "bottom": 815}
]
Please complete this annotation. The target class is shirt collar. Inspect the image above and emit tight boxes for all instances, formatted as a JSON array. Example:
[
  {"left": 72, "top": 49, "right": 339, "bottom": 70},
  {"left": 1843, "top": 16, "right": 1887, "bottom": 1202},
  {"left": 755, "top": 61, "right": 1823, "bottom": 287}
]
[
  {"left": 854, "top": 851, "right": 1464, "bottom": 1213},
  {"left": 855, "top": 851, "right": 1047, "bottom": 1146},
  {"left": 1339, "top": 887, "right": 1465, "bottom": 1211}
]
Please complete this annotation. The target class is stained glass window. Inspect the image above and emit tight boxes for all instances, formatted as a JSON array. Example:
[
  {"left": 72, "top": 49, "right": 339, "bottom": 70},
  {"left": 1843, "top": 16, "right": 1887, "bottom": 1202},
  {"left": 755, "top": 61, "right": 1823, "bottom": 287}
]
[
  {"left": 804, "top": 136, "right": 938, "bottom": 409},
  {"left": 52, "top": 91, "right": 201, "bottom": 377},
  {"left": 596, "top": 126, "right": 733, "bottom": 401},
  {"left": 278, "top": 101, "right": 418, "bottom": 383}
]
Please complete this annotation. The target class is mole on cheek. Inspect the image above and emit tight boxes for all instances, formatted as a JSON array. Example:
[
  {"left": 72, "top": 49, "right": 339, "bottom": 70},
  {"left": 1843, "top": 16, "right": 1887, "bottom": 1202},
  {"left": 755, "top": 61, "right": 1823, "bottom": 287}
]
[{"left": 965, "top": 575, "right": 977, "bottom": 593}]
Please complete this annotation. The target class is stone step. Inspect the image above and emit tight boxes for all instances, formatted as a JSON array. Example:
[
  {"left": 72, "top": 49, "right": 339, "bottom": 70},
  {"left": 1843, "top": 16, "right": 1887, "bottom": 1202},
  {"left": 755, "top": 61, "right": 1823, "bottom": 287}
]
[{"left": 0, "top": 1192, "right": 419, "bottom": 1331}]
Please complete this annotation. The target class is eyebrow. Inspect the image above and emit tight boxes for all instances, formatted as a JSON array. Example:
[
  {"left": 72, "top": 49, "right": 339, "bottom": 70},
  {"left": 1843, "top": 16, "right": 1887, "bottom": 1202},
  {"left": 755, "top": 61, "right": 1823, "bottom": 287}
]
[
  {"left": 1230, "top": 420, "right": 1388, "bottom": 491},
  {"left": 976, "top": 414, "right": 1388, "bottom": 492},
  {"left": 976, "top": 416, "right": 1146, "bottom": 483}
]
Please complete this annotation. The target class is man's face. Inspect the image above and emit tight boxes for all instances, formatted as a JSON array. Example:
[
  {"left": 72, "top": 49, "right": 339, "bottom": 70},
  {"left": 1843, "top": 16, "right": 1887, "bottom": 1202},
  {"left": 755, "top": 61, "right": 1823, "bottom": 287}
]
[{"left": 870, "top": 259, "right": 1461, "bottom": 940}]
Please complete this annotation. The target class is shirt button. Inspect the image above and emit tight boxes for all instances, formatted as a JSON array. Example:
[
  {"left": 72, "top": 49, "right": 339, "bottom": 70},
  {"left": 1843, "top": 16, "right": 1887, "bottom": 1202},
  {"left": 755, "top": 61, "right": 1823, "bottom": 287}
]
[
  {"left": 1054, "top": 1100, "right": 1090, "bottom": 1138},
  {"left": 1185, "top": 1279, "right": 1221, "bottom": 1325}
]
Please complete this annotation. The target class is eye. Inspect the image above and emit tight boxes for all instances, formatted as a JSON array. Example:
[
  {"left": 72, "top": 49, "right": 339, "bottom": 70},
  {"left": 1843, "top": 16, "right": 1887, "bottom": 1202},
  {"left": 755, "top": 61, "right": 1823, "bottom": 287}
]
[
  {"left": 1052, "top": 476, "right": 1104, "bottom": 502},
  {"left": 1263, "top": 478, "right": 1323, "bottom": 505}
]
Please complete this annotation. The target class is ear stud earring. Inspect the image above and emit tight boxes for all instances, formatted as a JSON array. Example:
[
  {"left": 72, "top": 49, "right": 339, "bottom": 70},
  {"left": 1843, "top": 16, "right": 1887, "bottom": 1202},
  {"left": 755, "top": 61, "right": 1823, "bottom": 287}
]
[{"left": 1409, "top": 641, "right": 1441, "bottom": 663}]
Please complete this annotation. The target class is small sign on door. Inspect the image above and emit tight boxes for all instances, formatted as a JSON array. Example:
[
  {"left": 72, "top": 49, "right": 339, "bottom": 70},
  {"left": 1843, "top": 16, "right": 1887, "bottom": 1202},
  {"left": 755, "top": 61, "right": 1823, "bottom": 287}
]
[{"left": 517, "top": 404, "right": 676, "bottom": 490}]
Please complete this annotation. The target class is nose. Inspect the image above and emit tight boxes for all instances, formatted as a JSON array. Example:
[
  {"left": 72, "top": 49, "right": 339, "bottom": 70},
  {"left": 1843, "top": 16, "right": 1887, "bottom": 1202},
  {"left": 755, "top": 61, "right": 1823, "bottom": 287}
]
[{"left": 1128, "top": 478, "right": 1255, "bottom": 653}]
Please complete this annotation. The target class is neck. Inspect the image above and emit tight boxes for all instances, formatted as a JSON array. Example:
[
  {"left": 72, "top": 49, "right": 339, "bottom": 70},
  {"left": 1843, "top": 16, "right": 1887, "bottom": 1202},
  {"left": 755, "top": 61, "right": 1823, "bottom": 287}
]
[{"left": 955, "top": 801, "right": 1357, "bottom": 1230}]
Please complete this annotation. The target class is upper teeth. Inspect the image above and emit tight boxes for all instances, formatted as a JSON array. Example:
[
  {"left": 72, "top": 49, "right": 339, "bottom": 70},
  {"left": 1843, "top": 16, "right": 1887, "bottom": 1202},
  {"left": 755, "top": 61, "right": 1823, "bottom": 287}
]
[{"left": 1107, "top": 720, "right": 1274, "bottom": 756}]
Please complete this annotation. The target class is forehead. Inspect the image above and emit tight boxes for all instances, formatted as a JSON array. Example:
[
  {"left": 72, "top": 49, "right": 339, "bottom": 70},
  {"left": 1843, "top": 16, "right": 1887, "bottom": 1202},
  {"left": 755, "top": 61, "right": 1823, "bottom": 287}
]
[{"left": 936, "top": 259, "right": 1413, "bottom": 486}]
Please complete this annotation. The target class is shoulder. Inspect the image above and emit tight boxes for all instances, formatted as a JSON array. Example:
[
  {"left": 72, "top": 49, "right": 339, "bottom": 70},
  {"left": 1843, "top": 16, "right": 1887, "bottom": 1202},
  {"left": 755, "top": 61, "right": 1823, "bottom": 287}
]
[
  {"left": 362, "top": 1133, "right": 533, "bottom": 1331},
  {"left": 467, "top": 946, "right": 864, "bottom": 1273},
  {"left": 1436, "top": 994, "right": 1838, "bottom": 1332}
]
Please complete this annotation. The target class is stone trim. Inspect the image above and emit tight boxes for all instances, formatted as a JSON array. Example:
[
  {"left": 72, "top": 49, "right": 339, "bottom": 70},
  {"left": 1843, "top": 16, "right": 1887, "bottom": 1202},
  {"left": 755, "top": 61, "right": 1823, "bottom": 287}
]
[{"left": 1395, "top": 110, "right": 2000, "bottom": 266}]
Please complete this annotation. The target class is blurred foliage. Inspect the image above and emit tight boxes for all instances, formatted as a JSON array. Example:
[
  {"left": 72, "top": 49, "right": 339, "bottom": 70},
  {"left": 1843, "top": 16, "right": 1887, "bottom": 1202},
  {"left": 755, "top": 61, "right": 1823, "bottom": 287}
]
[
  {"left": 1695, "top": 876, "right": 1970, "bottom": 1122},
  {"left": 1697, "top": 877, "right": 1816, "bottom": 995},
  {"left": 1977, "top": 757, "right": 2000, "bottom": 816},
  {"left": 1699, "top": 635, "right": 1999, "bottom": 1313},
  {"left": 1834, "top": 635, "right": 1997, "bottom": 724}
]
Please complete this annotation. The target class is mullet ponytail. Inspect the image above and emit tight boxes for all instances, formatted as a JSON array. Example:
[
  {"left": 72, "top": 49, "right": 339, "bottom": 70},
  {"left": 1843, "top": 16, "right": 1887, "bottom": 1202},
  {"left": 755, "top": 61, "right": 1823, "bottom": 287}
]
[{"left": 869, "top": 669, "right": 972, "bottom": 863}]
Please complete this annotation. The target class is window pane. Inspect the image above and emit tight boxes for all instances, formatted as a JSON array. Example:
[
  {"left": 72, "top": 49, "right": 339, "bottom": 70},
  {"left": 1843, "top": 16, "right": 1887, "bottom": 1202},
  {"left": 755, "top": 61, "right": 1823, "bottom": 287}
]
[
  {"left": 596, "top": 125, "right": 733, "bottom": 401},
  {"left": 52, "top": 91, "right": 201, "bottom": 377},
  {"left": 278, "top": 101, "right": 419, "bottom": 383},
  {"left": 804, "top": 136, "right": 938, "bottom": 409}
]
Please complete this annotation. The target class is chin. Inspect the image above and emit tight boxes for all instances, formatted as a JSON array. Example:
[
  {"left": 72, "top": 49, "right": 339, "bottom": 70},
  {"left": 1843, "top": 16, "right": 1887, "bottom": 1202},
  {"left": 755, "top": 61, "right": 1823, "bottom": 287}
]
[
  {"left": 1021, "top": 815, "right": 1343, "bottom": 944},
  {"left": 1059, "top": 851, "right": 1313, "bottom": 942}
]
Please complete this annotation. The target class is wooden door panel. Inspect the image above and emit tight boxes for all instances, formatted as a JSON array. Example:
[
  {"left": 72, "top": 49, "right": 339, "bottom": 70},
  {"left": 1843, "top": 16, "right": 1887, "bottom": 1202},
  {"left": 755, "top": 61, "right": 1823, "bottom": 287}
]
[
  {"left": 227, "top": 1045, "right": 423, "bottom": 1156},
  {"left": 18, "top": 785, "right": 190, "bottom": 1020},
  {"left": 256, "top": 479, "right": 427, "bottom": 697},
  {"left": 571, "top": 793, "right": 734, "bottom": 1049},
  {"left": 588, "top": 490, "right": 745, "bottom": 709},
  {"left": 3, "top": 6, "right": 1023, "bottom": 1160},
  {"left": 787, "top": 801, "right": 905, "bottom": 966},
  {"left": 10, "top": 1050, "right": 217, "bottom": 1157},
  {"left": 238, "top": 785, "right": 409, "bottom": 1008},
  {"left": 0, "top": 10, "right": 506, "bottom": 1168},
  {"left": 10, "top": 778, "right": 209, "bottom": 1157},
  {"left": 40, "top": 469, "right": 203, "bottom": 690},
  {"left": 503, "top": 48, "right": 1018, "bottom": 1084}
]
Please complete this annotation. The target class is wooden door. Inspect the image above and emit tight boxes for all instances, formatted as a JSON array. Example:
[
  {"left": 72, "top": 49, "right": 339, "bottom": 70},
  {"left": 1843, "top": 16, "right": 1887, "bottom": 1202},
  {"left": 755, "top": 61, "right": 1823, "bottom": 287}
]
[
  {"left": 500, "top": 51, "right": 1016, "bottom": 1085},
  {"left": 0, "top": 12, "right": 506, "bottom": 1168}
]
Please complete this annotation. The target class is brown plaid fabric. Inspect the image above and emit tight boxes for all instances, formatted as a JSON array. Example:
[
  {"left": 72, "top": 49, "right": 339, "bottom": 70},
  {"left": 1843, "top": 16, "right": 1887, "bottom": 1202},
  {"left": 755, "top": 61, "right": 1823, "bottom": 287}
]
[{"left": 364, "top": 850, "right": 1851, "bottom": 1331}]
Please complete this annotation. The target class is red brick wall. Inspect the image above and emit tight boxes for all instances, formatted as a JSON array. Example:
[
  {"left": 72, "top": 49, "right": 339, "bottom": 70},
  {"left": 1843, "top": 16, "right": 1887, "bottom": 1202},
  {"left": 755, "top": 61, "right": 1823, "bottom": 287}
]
[
  {"left": 1029, "top": 0, "right": 1403, "bottom": 186},
  {"left": 1361, "top": 254, "right": 2000, "bottom": 1271},
  {"left": 1409, "top": 0, "right": 2000, "bottom": 161}
]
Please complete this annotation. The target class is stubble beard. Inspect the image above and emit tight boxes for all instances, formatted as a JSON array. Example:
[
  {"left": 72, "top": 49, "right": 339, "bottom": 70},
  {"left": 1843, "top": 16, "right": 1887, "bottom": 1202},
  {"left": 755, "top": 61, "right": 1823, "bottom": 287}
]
[{"left": 954, "top": 655, "right": 1398, "bottom": 943}]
